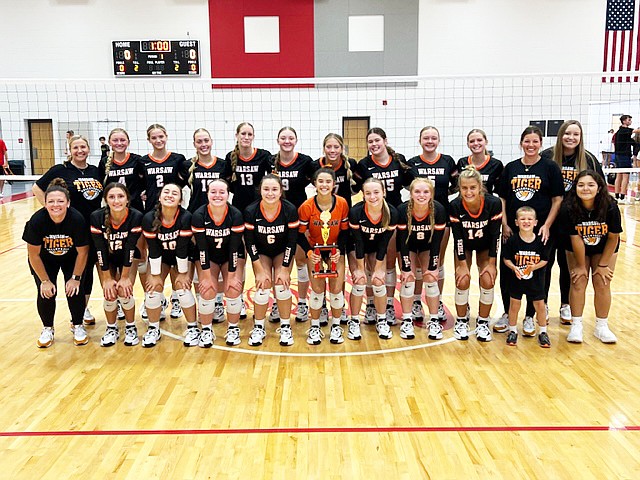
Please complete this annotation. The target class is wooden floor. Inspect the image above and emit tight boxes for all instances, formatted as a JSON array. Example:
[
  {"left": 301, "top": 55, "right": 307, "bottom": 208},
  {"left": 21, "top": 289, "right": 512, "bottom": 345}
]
[{"left": 1, "top": 193, "right": 640, "bottom": 479}]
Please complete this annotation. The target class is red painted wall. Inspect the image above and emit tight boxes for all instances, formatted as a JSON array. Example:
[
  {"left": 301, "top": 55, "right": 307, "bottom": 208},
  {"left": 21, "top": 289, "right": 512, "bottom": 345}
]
[{"left": 209, "top": 0, "right": 315, "bottom": 79}]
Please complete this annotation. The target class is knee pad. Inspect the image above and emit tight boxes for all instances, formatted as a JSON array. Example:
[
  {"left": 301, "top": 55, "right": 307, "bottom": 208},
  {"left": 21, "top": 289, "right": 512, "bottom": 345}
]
[
  {"left": 438, "top": 265, "right": 445, "bottom": 281},
  {"left": 226, "top": 296, "right": 242, "bottom": 314},
  {"left": 385, "top": 269, "right": 397, "bottom": 288},
  {"left": 275, "top": 284, "right": 292, "bottom": 301},
  {"left": 425, "top": 282, "right": 440, "bottom": 298},
  {"left": 329, "top": 291, "right": 345, "bottom": 310},
  {"left": 372, "top": 284, "right": 386, "bottom": 298},
  {"left": 297, "top": 264, "right": 310, "bottom": 283},
  {"left": 198, "top": 296, "right": 216, "bottom": 315},
  {"left": 118, "top": 296, "right": 135, "bottom": 311},
  {"left": 103, "top": 299, "right": 118, "bottom": 312},
  {"left": 400, "top": 281, "right": 415, "bottom": 299},
  {"left": 351, "top": 284, "right": 365, "bottom": 297},
  {"left": 145, "top": 291, "right": 163, "bottom": 309},
  {"left": 149, "top": 258, "right": 162, "bottom": 276},
  {"left": 254, "top": 289, "right": 270, "bottom": 306},
  {"left": 176, "top": 289, "right": 196, "bottom": 309},
  {"left": 479, "top": 287, "right": 495, "bottom": 305},
  {"left": 415, "top": 268, "right": 423, "bottom": 281},
  {"left": 309, "top": 290, "right": 325, "bottom": 310},
  {"left": 455, "top": 288, "right": 470, "bottom": 306},
  {"left": 137, "top": 261, "right": 148, "bottom": 274}
]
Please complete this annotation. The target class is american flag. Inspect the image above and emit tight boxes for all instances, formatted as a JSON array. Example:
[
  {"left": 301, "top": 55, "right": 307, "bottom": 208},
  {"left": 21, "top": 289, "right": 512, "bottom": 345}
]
[{"left": 603, "top": 0, "right": 640, "bottom": 82}]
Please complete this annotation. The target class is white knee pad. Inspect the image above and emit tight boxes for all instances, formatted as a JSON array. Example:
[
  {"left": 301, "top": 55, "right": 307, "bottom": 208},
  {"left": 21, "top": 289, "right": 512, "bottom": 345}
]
[
  {"left": 438, "top": 266, "right": 445, "bottom": 281},
  {"left": 309, "top": 290, "right": 325, "bottom": 310},
  {"left": 176, "top": 289, "right": 196, "bottom": 309},
  {"left": 254, "top": 289, "right": 270, "bottom": 306},
  {"left": 455, "top": 288, "right": 470, "bottom": 306},
  {"left": 425, "top": 282, "right": 440, "bottom": 299},
  {"left": 297, "top": 264, "right": 310, "bottom": 283},
  {"left": 226, "top": 296, "right": 242, "bottom": 314},
  {"left": 415, "top": 268, "right": 423, "bottom": 281},
  {"left": 479, "top": 287, "right": 495, "bottom": 305},
  {"left": 137, "top": 261, "right": 148, "bottom": 274},
  {"left": 372, "top": 284, "right": 386, "bottom": 298},
  {"left": 103, "top": 299, "right": 118, "bottom": 312},
  {"left": 275, "top": 284, "right": 292, "bottom": 301},
  {"left": 198, "top": 296, "right": 215, "bottom": 315},
  {"left": 118, "top": 296, "right": 136, "bottom": 311},
  {"left": 385, "top": 269, "right": 397, "bottom": 288},
  {"left": 400, "top": 281, "right": 415, "bottom": 299},
  {"left": 145, "top": 291, "right": 163, "bottom": 309},
  {"left": 329, "top": 291, "right": 345, "bottom": 310},
  {"left": 351, "top": 284, "right": 365, "bottom": 297}
]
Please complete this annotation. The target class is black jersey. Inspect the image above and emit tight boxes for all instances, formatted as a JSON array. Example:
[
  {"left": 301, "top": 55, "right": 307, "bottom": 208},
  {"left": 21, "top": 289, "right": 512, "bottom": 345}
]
[
  {"left": 98, "top": 153, "right": 145, "bottom": 211},
  {"left": 36, "top": 163, "right": 103, "bottom": 222},
  {"left": 560, "top": 202, "right": 622, "bottom": 256},
  {"left": 396, "top": 200, "right": 447, "bottom": 271},
  {"left": 540, "top": 148, "right": 605, "bottom": 194},
  {"left": 192, "top": 204, "right": 245, "bottom": 272},
  {"left": 186, "top": 157, "right": 229, "bottom": 213},
  {"left": 456, "top": 155, "right": 504, "bottom": 195},
  {"left": 449, "top": 194, "right": 502, "bottom": 260},
  {"left": 407, "top": 154, "right": 458, "bottom": 212},
  {"left": 348, "top": 201, "right": 398, "bottom": 261},
  {"left": 615, "top": 126, "right": 635, "bottom": 157},
  {"left": 100, "top": 144, "right": 110, "bottom": 161},
  {"left": 502, "top": 233, "right": 550, "bottom": 289},
  {"left": 353, "top": 154, "right": 411, "bottom": 207},
  {"left": 243, "top": 199, "right": 299, "bottom": 267},
  {"left": 142, "top": 207, "right": 193, "bottom": 273},
  {"left": 226, "top": 148, "right": 273, "bottom": 211},
  {"left": 90, "top": 207, "right": 143, "bottom": 271},
  {"left": 23, "top": 207, "right": 89, "bottom": 262},
  {"left": 273, "top": 153, "right": 314, "bottom": 208},
  {"left": 140, "top": 152, "right": 190, "bottom": 212},
  {"left": 311, "top": 156, "right": 357, "bottom": 207},
  {"left": 498, "top": 157, "right": 564, "bottom": 233}
]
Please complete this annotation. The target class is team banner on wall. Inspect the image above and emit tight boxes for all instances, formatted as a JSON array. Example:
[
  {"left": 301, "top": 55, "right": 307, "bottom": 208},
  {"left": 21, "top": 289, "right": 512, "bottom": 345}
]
[{"left": 603, "top": 0, "right": 640, "bottom": 82}]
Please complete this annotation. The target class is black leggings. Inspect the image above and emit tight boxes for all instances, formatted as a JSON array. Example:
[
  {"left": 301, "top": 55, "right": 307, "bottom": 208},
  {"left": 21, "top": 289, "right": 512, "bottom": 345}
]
[{"left": 32, "top": 259, "right": 86, "bottom": 328}]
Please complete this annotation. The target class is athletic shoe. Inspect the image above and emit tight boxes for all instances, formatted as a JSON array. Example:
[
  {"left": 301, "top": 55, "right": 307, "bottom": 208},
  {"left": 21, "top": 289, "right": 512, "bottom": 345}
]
[
  {"left": 493, "top": 313, "right": 509, "bottom": 333},
  {"left": 386, "top": 303, "right": 397, "bottom": 326},
  {"left": 319, "top": 306, "right": 329, "bottom": 327},
  {"left": 73, "top": 324, "right": 89, "bottom": 346},
  {"left": 124, "top": 325, "right": 139, "bottom": 346},
  {"left": 347, "top": 319, "right": 362, "bottom": 340},
  {"left": 183, "top": 325, "right": 201, "bottom": 347},
  {"left": 83, "top": 307, "right": 95, "bottom": 326},
  {"left": 295, "top": 302, "right": 309, "bottom": 323},
  {"left": 411, "top": 300, "right": 424, "bottom": 323},
  {"left": 594, "top": 323, "right": 617, "bottom": 343},
  {"left": 277, "top": 324, "right": 294, "bottom": 346},
  {"left": 141, "top": 304, "right": 148, "bottom": 320},
  {"left": 213, "top": 302, "right": 225, "bottom": 323},
  {"left": 37, "top": 327, "right": 54, "bottom": 348},
  {"left": 240, "top": 299, "right": 247, "bottom": 319},
  {"left": 538, "top": 331, "right": 551, "bottom": 348},
  {"left": 117, "top": 301, "right": 126, "bottom": 321},
  {"left": 559, "top": 305, "right": 572, "bottom": 325},
  {"left": 453, "top": 319, "right": 469, "bottom": 341},
  {"left": 567, "top": 322, "right": 583, "bottom": 343},
  {"left": 522, "top": 316, "right": 536, "bottom": 337},
  {"left": 224, "top": 326, "right": 241, "bottom": 346},
  {"left": 329, "top": 324, "right": 345, "bottom": 344},
  {"left": 399, "top": 320, "right": 415, "bottom": 339},
  {"left": 340, "top": 308, "right": 348, "bottom": 325},
  {"left": 100, "top": 326, "right": 119, "bottom": 347},
  {"left": 438, "top": 301, "right": 446, "bottom": 321},
  {"left": 306, "top": 325, "right": 324, "bottom": 345},
  {"left": 170, "top": 299, "right": 183, "bottom": 319},
  {"left": 269, "top": 303, "right": 280, "bottom": 323},
  {"left": 142, "top": 326, "right": 161, "bottom": 347},
  {"left": 475, "top": 322, "right": 492, "bottom": 342},
  {"left": 376, "top": 320, "right": 393, "bottom": 340},
  {"left": 198, "top": 328, "right": 215, "bottom": 348},
  {"left": 248, "top": 325, "right": 267, "bottom": 346},
  {"left": 364, "top": 304, "right": 377, "bottom": 325},
  {"left": 506, "top": 331, "right": 518, "bottom": 346},
  {"left": 428, "top": 319, "right": 443, "bottom": 340}
]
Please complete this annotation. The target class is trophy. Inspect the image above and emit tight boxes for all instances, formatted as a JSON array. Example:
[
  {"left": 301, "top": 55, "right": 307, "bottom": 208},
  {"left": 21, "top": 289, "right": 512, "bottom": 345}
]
[{"left": 313, "top": 210, "right": 338, "bottom": 278}]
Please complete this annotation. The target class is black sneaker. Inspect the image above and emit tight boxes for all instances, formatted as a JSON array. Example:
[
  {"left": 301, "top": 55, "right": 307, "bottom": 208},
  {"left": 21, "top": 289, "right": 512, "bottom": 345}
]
[
  {"left": 538, "top": 331, "right": 551, "bottom": 348},
  {"left": 506, "top": 331, "right": 518, "bottom": 346}
]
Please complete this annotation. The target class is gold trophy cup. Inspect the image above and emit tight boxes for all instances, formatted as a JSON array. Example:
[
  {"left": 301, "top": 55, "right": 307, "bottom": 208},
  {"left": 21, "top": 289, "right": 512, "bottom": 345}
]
[{"left": 313, "top": 210, "right": 338, "bottom": 278}]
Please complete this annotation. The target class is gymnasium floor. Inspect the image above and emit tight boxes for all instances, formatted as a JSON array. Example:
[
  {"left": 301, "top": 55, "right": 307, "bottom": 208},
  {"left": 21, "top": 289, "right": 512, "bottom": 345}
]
[{"left": 1, "top": 190, "right": 639, "bottom": 479}]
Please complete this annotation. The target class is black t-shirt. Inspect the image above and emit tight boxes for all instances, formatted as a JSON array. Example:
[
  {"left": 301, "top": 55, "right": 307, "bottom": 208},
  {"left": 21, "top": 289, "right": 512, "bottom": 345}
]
[
  {"left": 23, "top": 207, "right": 89, "bottom": 263},
  {"left": 456, "top": 155, "right": 504, "bottom": 195},
  {"left": 273, "top": 153, "right": 314, "bottom": 208},
  {"left": 348, "top": 201, "right": 398, "bottom": 261},
  {"left": 98, "top": 153, "right": 145, "bottom": 211},
  {"left": 449, "top": 194, "right": 502, "bottom": 259},
  {"left": 90, "top": 207, "right": 143, "bottom": 270},
  {"left": 142, "top": 207, "right": 193, "bottom": 271},
  {"left": 396, "top": 200, "right": 447, "bottom": 271},
  {"left": 140, "top": 152, "right": 190, "bottom": 212},
  {"left": 502, "top": 232, "right": 551, "bottom": 287},
  {"left": 186, "top": 156, "right": 229, "bottom": 213},
  {"left": 560, "top": 202, "right": 623, "bottom": 255},
  {"left": 226, "top": 148, "right": 273, "bottom": 212},
  {"left": 100, "top": 144, "right": 110, "bottom": 161},
  {"left": 311, "top": 157, "right": 357, "bottom": 207},
  {"left": 540, "top": 147, "right": 605, "bottom": 194},
  {"left": 498, "top": 157, "right": 564, "bottom": 232},
  {"left": 192, "top": 204, "right": 245, "bottom": 271},
  {"left": 36, "top": 163, "right": 103, "bottom": 222},
  {"left": 353, "top": 154, "right": 411, "bottom": 208},
  {"left": 614, "top": 126, "right": 634, "bottom": 157},
  {"left": 407, "top": 154, "right": 458, "bottom": 212}
]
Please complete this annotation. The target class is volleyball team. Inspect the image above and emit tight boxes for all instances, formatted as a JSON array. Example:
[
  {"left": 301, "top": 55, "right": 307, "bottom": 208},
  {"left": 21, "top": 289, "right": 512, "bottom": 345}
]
[{"left": 24, "top": 120, "right": 621, "bottom": 349}]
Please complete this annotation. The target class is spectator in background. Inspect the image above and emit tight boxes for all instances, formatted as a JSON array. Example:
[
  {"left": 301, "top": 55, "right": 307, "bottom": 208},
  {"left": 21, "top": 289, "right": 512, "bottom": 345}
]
[
  {"left": 613, "top": 115, "right": 640, "bottom": 203},
  {"left": 0, "top": 136, "right": 8, "bottom": 197},
  {"left": 99, "top": 136, "right": 110, "bottom": 162},
  {"left": 64, "top": 130, "right": 74, "bottom": 157}
]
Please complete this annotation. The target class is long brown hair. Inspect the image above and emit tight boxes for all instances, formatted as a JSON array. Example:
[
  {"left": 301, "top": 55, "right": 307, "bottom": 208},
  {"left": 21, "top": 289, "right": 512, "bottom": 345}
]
[
  {"left": 552, "top": 120, "right": 589, "bottom": 172},
  {"left": 103, "top": 182, "right": 130, "bottom": 250},
  {"left": 367, "top": 127, "right": 410, "bottom": 171},
  {"left": 230, "top": 122, "right": 254, "bottom": 183}
]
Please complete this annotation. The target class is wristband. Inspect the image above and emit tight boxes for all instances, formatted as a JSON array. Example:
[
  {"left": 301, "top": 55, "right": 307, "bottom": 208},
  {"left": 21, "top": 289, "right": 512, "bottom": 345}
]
[{"left": 71, "top": 274, "right": 82, "bottom": 281}]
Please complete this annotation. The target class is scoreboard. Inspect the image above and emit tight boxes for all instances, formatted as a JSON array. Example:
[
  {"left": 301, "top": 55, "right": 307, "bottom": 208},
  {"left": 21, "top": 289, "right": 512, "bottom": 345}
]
[{"left": 112, "top": 40, "right": 200, "bottom": 76}]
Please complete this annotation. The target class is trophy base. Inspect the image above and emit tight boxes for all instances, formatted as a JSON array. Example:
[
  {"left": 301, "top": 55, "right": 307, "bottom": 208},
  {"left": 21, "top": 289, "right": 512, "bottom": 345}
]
[
  {"left": 313, "top": 271, "right": 339, "bottom": 279},
  {"left": 312, "top": 244, "right": 338, "bottom": 279}
]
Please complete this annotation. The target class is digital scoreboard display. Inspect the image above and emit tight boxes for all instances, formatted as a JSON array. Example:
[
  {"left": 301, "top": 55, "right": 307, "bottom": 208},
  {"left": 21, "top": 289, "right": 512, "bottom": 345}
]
[{"left": 112, "top": 40, "right": 200, "bottom": 76}]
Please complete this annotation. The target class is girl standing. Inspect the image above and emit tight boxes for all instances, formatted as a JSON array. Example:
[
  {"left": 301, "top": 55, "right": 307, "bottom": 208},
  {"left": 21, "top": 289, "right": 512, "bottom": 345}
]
[{"left": 456, "top": 129, "right": 503, "bottom": 195}]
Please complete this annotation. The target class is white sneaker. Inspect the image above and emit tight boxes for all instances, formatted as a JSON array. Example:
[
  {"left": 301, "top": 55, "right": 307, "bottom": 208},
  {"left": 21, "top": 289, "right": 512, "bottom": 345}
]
[
  {"left": 594, "top": 322, "right": 617, "bottom": 343},
  {"left": 340, "top": 308, "right": 348, "bottom": 325},
  {"left": 385, "top": 302, "right": 397, "bottom": 326},
  {"left": 248, "top": 325, "right": 266, "bottom": 346},
  {"left": 295, "top": 302, "right": 309, "bottom": 323},
  {"left": 522, "top": 316, "right": 536, "bottom": 337},
  {"left": 399, "top": 320, "right": 415, "bottom": 339},
  {"left": 117, "top": 301, "right": 126, "bottom": 321},
  {"left": 170, "top": 299, "right": 183, "bottom": 319},
  {"left": 319, "top": 306, "right": 329, "bottom": 327},
  {"left": 83, "top": 307, "right": 95, "bottom": 326},
  {"left": 37, "top": 327, "right": 54, "bottom": 348},
  {"left": 559, "top": 305, "right": 572, "bottom": 324},
  {"left": 183, "top": 325, "right": 201, "bottom": 347},
  {"left": 141, "top": 304, "right": 148, "bottom": 320},
  {"left": 198, "top": 328, "right": 215, "bottom": 348},
  {"left": 376, "top": 320, "right": 392, "bottom": 340},
  {"left": 453, "top": 319, "right": 469, "bottom": 341},
  {"left": 493, "top": 313, "right": 509, "bottom": 333},
  {"left": 428, "top": 319, "right": 443, "bottom": 340},
  {"left": 475, "top": 322, "right": 492, "bottom": 342},
  {"left": 100, "top": 326, "right": 119, "bottom": 347},
  {"left": 347, "top": 319, "right": 362, "bottom": 340},
  {"left": 307, "top": 325, "right": 324, "bottom": 345},
  {"left": 567, "top": 322, "right": 583, "bottom": 343},
  {"left": 411, "top": 301, "right": 424, "bottom": 323},
  {"left": 438, "top": 301, "right": 446, "bottom": 320},
  {"left": 225, "top": 326, "right": 241, "bottom": 346},
  {"left": 364, "top": 304, "right": 377, "bottom": 325},
  {"left": 329, "top": 324, "right": 345, "bottom": 344},
  {"left": 73, "top": 324, "right": 89, "bottom": 346},
  {"left": 142, "top": 327, "right": 161, "bottom": 347},
  {"left": 240, "top": 299, "right": 247, "bottom": 319},
  {"left": 269, "top": 303, "right": 280, "bottom": 323},
  {"left": 277, "top": 324, "right": 294, "bottom": 346},
  {"left": 213, "top": 302, "right": 225, "bottom": 323},
  {"left": 124, "top": 325, "right": 139, "bottom": 346}
]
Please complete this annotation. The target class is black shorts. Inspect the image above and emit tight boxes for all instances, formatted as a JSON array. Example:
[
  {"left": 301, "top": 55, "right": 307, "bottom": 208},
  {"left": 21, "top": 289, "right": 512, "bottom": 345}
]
[
  {"left": 509, "top": 277, "right": 545, "bottom": 301},
  {"left": 614, "top": 154, "right": 632, "bottom": 168}
]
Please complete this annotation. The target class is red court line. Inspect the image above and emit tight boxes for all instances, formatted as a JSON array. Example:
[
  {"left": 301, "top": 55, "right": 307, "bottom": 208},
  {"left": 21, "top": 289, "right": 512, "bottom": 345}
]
[
  {"left": 0, "top": 243, "right": 25, "bottom": 256},
  {"left": 1, "top": 425, "right": 638, "bottom": 438},
  {"left": 0, "top": 191, "right": 34, "bottom": 204}
]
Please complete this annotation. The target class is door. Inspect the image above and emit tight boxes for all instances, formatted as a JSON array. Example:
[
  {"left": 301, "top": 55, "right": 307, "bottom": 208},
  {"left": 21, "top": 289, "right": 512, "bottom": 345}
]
[
  {"left": 342, "top": 117, "right": 370, "bottom": 160},
  {"left": 28, "top": 120, "right": 55, "bottom": 174}
]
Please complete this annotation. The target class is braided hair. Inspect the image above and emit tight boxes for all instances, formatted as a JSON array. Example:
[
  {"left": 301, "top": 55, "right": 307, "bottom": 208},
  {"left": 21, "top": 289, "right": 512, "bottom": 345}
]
[
  {"left": 231, "top": 122, "right": 254, "bottom": 183},
  {"left": 362, "top": 177, "right": 391, "bottom": 230},
  {"left": 273, "top": 126, "right": 298, "bottom": 175},
  {"left": 406, "top": 177, "right": 436, "bottom": 243},
  {"left": 103, "top": 128, "right": 130, "bottom": 185}
]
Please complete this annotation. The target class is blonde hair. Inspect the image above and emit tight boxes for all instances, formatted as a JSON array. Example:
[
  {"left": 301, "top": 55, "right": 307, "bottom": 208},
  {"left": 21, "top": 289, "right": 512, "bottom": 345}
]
[
  {"left": 146, "top": 123, "right": 167, "bottom": 139},
  {"left": 406, "top": 178, "right": 436, "bottom": 243},
  {"left": 362, "top": 177, "right": 391, "bottom": 229},
  {"left": 103, "top": 128, "right": 130, "bottom": 185},
  {"left": 466, "top": 128, "right": 489, "bottom": 155},
  {"left": 323, "top": 133, "right": 355, "bottom": 188},
  {"left": 552, "top": 120, "right": 588, "bottom": 172},
  {"left": 457, "top": 165, "right": 486, "bottom": 194},
  {"left": 231, "top": 122, "right": 254, "bottom": 183},
  {"left": 273, "top": 126, "right": 298, "bottom": 175},
  {"left": 66, "top": 135, "right": 90, "bottom": 164},
  {"left": 189, "top": 128, "right": 212, "bottom": 188}
]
